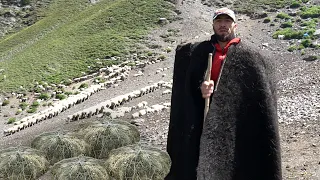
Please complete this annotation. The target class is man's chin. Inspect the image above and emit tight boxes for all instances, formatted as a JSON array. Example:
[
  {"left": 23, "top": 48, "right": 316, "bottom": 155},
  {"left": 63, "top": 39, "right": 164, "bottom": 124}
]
[{"left": 215, "top": 33, "right": 235, "bottom": 42}]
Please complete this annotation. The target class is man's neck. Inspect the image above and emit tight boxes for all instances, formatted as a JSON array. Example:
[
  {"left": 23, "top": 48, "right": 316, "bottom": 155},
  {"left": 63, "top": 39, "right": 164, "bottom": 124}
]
[{"left": 218, "top": 41, "right": 228, "bottom": 49}]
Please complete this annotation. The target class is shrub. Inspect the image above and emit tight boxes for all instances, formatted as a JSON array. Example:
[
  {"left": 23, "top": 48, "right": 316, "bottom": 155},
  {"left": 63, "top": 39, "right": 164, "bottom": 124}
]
[
  {"left": 16, "top": 109, "right": 22, "bottom": 115},
  {"left": 27, "top": 108, "right": 37, "bottom": 113},
  {"left": 2, "top": 100, "right": 9, "bottom": 106},
  {"left": 7, "top": 117, "right": 16, "bottom": 124},
  {"left": 280, "top": 21, "right": 293, "bottom": 28},
  {"left": 300, "top": 6, "right": 320, "bottom": 19},
  {"left": 79, "top": 83, "right": 89, "bottom": 89},
  {"left": 56, "top": 94, "right": 66, "bottom": 100},
  {"left": 272, "top": 28, "right": 304, "bottom": 39},
  {"left": 0, "top": 147, "right": 49, "bottom": 180},
  {"left": 276, "top": 12, "right": 291, "bottom": 19},
  {"left": 75, "top": 119, "right": 140, "bottom": 159},
  {"left": 63, "top": 79, "right": 73, "bottom": 86},
  {"left": 19, "top": 102, "right": 28, "bottom": 110},
  {"left": 31, "top": 131, "right": 90, "bottom": 165},
  {"left": 290, "top": 2, "right": 301, "bottom": 8},
  {"left": 65, "top": 91, "right": 73, "bottom": 96},
  {"left": 106, "top": 144, "right": 171, "bottom": 180},
  {"left": 39, "top": 93, "right": 50, "bottom": 100},
  {"left": 301, "top": 39, "right": 312, "bottom": 47},
  {"left": 287, "top": 45, "right": 297, "bottom": 52},
  {"left": 301, "top": 19, "right": 317, "bottom": 28},
  {"left": 51, "top": 156, "right": 110, "bottom": 180},
  {"left": 159, "top": 55, "right": 167, "bottom": 60},
  {"left": 263, "top": 17, "right": 271, "bottom": 23},
  {"left": 31, "top": 101, "right": 40, "bottom": 108}
]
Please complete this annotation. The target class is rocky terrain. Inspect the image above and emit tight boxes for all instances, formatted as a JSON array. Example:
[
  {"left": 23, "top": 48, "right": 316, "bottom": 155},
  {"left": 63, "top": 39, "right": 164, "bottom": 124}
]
[{"left": 0, "top": 0, "right": 319, "bottom": 179}]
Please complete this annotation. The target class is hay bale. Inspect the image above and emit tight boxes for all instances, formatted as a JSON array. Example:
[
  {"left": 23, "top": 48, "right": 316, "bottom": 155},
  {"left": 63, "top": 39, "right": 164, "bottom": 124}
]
[
  {"left": 31, "top": 131, "right": 90, "bottom": 165},
  {"left": 0, "top": 147, "right": 49, "bottom": 180},
  {"left": 51, "top": 156, "right": 110, "bottom": 180},
  {"left": 105, "top": 144, "right": 171, "bottom": 180},
  {"left": 76, "top": 119, "right": 140, "bottom": 159}
]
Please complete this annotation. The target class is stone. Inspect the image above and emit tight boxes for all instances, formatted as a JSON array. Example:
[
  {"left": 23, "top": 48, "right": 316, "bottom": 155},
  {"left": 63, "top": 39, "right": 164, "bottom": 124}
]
[
  {"left": 130, "top": 118, "right": 145, "bottom": 126},
  {"left": 303, "top": 55, "right": 318, "bottom": 62}
]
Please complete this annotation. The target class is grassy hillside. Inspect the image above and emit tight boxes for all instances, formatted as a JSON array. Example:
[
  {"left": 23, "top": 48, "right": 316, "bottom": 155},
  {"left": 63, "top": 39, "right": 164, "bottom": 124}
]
[{"left": 0, "top": 0, "right": 174, "bottom": 92}]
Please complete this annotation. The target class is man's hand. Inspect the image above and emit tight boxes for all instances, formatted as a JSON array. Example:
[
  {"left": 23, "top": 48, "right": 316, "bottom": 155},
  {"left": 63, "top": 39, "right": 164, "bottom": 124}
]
[{"left": 200, "top": 80, "right": 214, "bottom": 98}]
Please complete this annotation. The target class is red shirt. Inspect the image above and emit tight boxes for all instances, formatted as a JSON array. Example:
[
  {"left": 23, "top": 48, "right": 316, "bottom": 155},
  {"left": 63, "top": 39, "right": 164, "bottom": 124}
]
[{"left": 211, "top": 38, "right": 241, "bottom": 82}]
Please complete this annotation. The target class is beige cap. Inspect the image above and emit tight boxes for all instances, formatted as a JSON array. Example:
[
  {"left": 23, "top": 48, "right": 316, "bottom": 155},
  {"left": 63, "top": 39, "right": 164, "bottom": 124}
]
[{"left": 213, "top": 7, "right": 236, "bottom": 22}]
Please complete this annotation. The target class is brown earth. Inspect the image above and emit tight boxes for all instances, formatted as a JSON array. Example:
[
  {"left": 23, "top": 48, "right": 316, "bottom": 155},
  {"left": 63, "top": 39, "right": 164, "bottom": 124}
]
[{"left": 0, "top": 0, "right": 319, "bottom": 179}]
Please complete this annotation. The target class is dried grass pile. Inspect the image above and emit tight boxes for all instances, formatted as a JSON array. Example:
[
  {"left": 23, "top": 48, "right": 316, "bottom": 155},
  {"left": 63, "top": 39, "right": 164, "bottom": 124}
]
[
  {"left": 106, "top": 144, "right": 171, "bottom": 180},
  {"left": 76, "top": 118, "right": 140, "bottom": 159},
  {"left": 31, "top": 131, "right": 90, "bottom": 164},
  {"left": 0, "top": 147, "right": 49, "bottom": 180},
  {"left": 51, "top": 155, "right": 110, "bottom": 180}
]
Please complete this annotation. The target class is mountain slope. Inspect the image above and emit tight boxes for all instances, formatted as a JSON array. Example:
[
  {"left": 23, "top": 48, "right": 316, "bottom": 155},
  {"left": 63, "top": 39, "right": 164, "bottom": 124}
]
[{"left": 0, "top": 0, "right": 174, "bottom": 91}]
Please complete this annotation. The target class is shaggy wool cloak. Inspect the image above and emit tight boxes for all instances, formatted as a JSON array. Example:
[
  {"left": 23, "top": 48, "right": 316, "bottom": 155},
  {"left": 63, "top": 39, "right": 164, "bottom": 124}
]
[{"left": 165, "top": 37, "right": 282, "bottom": 180}]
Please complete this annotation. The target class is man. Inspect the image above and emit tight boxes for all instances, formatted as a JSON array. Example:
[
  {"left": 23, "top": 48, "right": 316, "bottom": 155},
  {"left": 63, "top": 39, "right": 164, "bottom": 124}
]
[{"left": 166, "top": 7, "right": 282, "bottom": 180}]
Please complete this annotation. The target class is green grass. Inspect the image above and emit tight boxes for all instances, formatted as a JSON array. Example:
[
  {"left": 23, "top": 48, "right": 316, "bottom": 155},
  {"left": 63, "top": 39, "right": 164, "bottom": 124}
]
[
  {"left": 276, "top": 12, "right": 291, "bottom": 19},
  {"left": 2, "top": 100, "right": 10, "bottom": 106},
  {"left": 300, "top": 5, "right": 320, "bottom": 19},
  {"left": 7, "top": 117, "right": 17, "bottom": 124},
  {"left": 0, "top": 0, "right": 174, "bottom": 92}
]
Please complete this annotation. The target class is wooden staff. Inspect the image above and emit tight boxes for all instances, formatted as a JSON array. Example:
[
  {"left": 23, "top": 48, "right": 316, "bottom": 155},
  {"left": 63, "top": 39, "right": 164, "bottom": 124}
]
[{"left": 204, "top": 53, "right": 213, "bottom": 122}]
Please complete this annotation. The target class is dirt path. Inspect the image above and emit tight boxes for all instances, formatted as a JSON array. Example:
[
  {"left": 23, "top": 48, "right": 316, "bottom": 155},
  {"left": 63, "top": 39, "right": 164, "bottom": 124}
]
[{"left": 0, "top": 0, "right": 319, "bottom": 179}]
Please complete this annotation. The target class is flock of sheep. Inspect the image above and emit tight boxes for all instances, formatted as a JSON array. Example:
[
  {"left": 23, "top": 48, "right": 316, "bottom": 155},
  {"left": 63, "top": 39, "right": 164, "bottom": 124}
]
[{"left": 4, "top": 59, "right": 172, "bottom": 136}]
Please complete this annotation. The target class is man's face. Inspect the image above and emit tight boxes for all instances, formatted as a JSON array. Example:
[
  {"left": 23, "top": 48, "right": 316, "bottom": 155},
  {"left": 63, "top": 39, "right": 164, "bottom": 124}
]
[{"left": 212, "top": 14, "right": 237, "bottom": 42}]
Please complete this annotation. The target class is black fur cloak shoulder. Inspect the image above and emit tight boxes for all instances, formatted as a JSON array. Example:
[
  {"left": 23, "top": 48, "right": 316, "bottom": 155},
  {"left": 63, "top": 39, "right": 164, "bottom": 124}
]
[{"left": 165, "top": 38, "right": 282, "bottom": 180}]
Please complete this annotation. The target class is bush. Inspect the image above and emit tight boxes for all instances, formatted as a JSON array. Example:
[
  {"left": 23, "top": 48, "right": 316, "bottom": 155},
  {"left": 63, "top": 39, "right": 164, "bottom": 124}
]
[
  {"left": 301, "top": 39, "right": 312, "bottom": 48},
  {"left": 300, "top": 6, "right": 320, "bottom": 19},
  {"left": 276, "top": 12, "right": 291, "bottom": 19},
  {"left": 301, "top": 19, "right": 317, "bottom": 28},
  {"left": 263, "top": 17, "right": 271, "bottom": 23},
  {"left": 56, "top": 94, "right": 66, "bottom": 100},
  {"left": 2, "top": 100, "right": 10, "bottom": 106},
  {"left": 75, "top": 119, "right": 140, "bottom": 159},
  {"left": 39, "top": 93, "right": 50, "bottom": 100},
  {"left": 16, "top": 109, "right": 22, "bottom": 115},
  {"left": 31, "top": 131, "right": 90, "bottom": 165},
  {"left": 79, "top": 83, "right": 89, "bottom": 89},
  {"left": 65, "top": 91, "right": 73, "bottom": 96},
  {"left": 7, "top": 117, "right": 16, "bottom": 124},
  {"left": 31, "top": 101, "right": 40, "bottom": 108},
  {"left": 280, "top": 21, "right": 293, "bottom": 28},
  {"left": 287, "top": 45, "right": 297, "bottom": 52},
  {"left": 106, "top": 144, "right": 171, "bottom": 180},
  {"left": 63, "top": 79, "right": 73, "bottom": 86},
  {"left": 159, "top": 54, "right": 167, "bottom": 60},
  {"left": 19, "top": 102, "right": 28, "bottom": 110},
  {"left": 0, "top": 147, "right": 49, "bottom": 180},
  {"left": 27, "top": 108, "right": 37, "bottom": 113},
  {"left": 290, "top": 2, "right": 301, "bottom": 8},
  {"left": 51, "top": 156, "right": 110, "bottom": 180},
  {"left": 272, "top": 28, "right": 304, "bottom": 39}
]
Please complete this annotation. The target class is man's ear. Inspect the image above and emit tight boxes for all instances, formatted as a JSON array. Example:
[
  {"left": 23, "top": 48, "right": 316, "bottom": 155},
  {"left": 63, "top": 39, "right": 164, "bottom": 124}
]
[{"left": 233, "top": 23, "right": 238, "bottom": 29}]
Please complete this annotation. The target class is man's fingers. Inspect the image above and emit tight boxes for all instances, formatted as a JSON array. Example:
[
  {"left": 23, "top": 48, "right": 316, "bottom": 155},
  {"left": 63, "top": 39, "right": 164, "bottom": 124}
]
[
  {"left": 202, "top": 93, "right": 212, "bottom": 98},
  {"left": 203, "top": 80, "right": 214, "bottom": 87}
]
